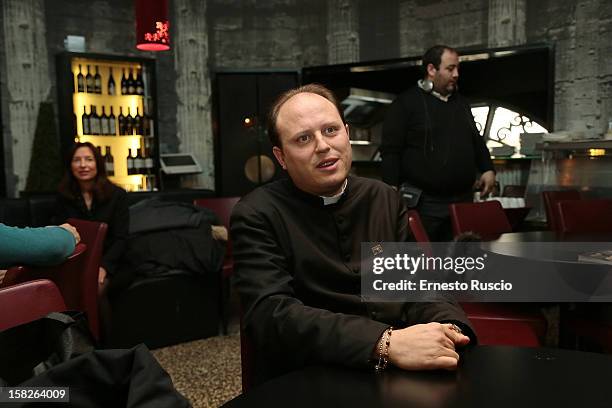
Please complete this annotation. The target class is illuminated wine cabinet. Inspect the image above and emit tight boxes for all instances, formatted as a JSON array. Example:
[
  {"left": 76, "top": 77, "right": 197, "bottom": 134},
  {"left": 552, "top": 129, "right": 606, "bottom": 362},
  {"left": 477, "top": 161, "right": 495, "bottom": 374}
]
[{"left": 57, "top": 53, "right": 160, "bottom": 192}]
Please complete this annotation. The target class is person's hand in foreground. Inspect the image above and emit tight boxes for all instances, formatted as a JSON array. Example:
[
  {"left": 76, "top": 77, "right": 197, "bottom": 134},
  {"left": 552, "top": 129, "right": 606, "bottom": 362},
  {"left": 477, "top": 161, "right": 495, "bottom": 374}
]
[
  {"left": 59, "top": 223, "right": 81, "bottom": 244},
  {"left": 388, "top": 323, "right": 470, "bottom": 370}
]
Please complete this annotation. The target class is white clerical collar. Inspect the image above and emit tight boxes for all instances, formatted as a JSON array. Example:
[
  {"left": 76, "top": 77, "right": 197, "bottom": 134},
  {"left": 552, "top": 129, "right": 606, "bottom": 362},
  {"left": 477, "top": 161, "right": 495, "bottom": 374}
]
[
  {"left": 321, "top": 178, "right": 348, "bottom": 205},
  {"left": 417, "top": 79, "right": 451, "bottom": 102}
]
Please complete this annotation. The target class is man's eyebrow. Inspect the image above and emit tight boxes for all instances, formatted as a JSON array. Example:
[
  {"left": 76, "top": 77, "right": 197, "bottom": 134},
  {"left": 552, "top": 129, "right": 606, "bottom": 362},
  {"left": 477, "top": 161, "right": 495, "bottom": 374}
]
[{"left": 322, "top": 120, "right": 343, "bottom": 128}]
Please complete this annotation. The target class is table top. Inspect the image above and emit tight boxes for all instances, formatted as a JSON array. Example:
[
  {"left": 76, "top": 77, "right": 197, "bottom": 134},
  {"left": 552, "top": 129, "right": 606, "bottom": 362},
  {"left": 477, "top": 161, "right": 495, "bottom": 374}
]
[
  {"left": 223, "top": 346, "right": 612, "bottom": 408},
  {"left": 490, "top": 230, "right": 612, "bottom": 243},
  {"left": 477, "top": 231, "right": 612, "bottom": 302},
  {"left": 484, "top": 231, "right": 612, "bottom": 262}
]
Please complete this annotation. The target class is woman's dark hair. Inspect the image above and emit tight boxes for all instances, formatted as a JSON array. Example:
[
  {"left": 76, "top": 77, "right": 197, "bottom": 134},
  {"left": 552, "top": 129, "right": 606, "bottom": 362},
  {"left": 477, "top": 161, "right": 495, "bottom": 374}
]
[
  {"left": 267, "top": 83, "right": 345, "bottom": 148},
  {"left": 58, "top": 142, "right": 114, "bottom": 201}
]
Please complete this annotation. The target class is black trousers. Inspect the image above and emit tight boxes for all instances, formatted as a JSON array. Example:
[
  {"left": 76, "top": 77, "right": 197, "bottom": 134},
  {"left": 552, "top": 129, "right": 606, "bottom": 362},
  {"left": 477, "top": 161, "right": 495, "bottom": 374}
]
[{"left": 414, "top": 190, "right": 473, "bottom": 242}]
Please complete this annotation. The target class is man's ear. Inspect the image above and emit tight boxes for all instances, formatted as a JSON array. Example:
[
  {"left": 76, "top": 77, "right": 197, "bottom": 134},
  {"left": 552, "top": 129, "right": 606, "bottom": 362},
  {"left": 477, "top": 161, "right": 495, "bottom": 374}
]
[
  {"left": 426, "top": 63, "right": 437, "bottom": 78},
  {"left": 345, "top": 123, "right": 350, "bottom": 139},
  {"left": 272, "top": 146, "right": 287, "bottom": 170}
]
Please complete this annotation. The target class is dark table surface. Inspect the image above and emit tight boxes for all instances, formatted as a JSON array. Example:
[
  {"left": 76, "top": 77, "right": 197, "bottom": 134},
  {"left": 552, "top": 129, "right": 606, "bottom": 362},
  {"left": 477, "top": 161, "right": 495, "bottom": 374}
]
[
  {"left": 476, "top": 231, "right": 612, "bottom": 301},
  {"left": 490, "top": 230, "right": 612, "bottom": 243},
  {"left": 223, "top": 345, "right": 612, "bottom": 408},
  {"left": 483, "top": 231, "right": 612, "bottom": 262}
]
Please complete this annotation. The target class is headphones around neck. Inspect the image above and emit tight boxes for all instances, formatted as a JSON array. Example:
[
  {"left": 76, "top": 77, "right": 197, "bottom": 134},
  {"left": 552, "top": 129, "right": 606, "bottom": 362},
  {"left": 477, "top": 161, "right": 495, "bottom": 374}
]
[{"left": 418, "top": 79, "right": 434, "bottom": 93}]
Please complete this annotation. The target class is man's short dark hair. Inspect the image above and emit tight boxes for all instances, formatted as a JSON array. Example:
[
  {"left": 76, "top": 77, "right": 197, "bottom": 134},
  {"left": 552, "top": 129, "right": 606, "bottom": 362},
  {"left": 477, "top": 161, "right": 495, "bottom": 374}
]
[
  {"left": 267, "top": 83, "right": 345, "bottom": 147},
  {"left": 422, "top": 45, "right": 458, "bottom": 77}
]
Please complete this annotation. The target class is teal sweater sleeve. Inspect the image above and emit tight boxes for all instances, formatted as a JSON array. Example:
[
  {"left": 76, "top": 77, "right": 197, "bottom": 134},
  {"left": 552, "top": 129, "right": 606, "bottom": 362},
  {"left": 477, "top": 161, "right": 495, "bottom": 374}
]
[{"left": 0, "top": 223, "right": 76, "bottom": 268}]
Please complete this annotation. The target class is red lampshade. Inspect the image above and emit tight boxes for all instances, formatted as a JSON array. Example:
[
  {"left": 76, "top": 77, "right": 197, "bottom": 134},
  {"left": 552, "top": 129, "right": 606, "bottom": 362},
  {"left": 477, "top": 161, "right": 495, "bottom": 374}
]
[{"left": 135, "top": 0, "right": 170, "bottom": 51}]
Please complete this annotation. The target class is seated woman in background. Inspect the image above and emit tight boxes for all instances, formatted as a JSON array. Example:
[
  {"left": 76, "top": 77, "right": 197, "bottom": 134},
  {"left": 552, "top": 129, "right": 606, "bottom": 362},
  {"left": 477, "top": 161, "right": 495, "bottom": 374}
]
[
  {"left": 55, "top": 142, "right": 129, "bottom": 287},
  {"left": 0, "top": 223, "right": 80, "bottom": 283}
]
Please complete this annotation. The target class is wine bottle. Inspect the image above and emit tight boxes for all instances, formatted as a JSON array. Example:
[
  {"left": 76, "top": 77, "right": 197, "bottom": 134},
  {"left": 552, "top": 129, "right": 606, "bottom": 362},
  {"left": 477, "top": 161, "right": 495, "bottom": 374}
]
[
  {"left": 126, "top": 107, "right": 134, "bottom": 135},
  {"left": 134, "top": 107, "right": 143, "bottom": 135},
  {"left": 134, "top": 148, "right": 144, "bottom": 174},
  {"left": 142, "top": 102, "right": 152, "bottom": 136},
  {"left": 90, "top": 105, "right": 100, "bottom": 135},
  {"left": 94, "top": 65, "right": 102, "bottom": 94},
  {"left": 136, "top": 69, "right": 144, "bottom": 95},
  {"left": 121, "top": 69, "right": 128, "bottom": 95},
  {"left": 77, "top": 64, "right": 85, "bottom": 93},
  {"left": 82, "top": 106, "right": 90, "bottom": 135},
  {"left": 105, "top": 146, "right": 114, "bottom": 176},
  {"left": 108, "top": 106, "right": 116, "bottom": 136},
  {"left": 107, "top": 67, "right": 116, "bottom": 95},
  {"left": 100, "top": 106, "right": 109, "bottom": 135},
  {"left": 126, "top": 149, "right": 135, "bottom": 175},
  {"left": 72, "top": 111, "right": 78, "bottom": 136},
  {"left": 127, "top": 68, "right": 136, "bottom": 95},
  {"left": 118, "top": 107, "right": 125, "bottom": 135},
  {"left": 144, "top": 145, "right": 154, "bottom": 175},
  {"left": 85, "top": 65, "right": 94, "bottom": 93}
]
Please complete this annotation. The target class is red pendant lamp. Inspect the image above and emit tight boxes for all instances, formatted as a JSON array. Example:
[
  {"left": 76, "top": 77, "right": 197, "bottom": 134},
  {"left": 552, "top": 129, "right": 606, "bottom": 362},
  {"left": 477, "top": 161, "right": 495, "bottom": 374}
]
[{"left": 135, "top": 0, "right": 170, "bottom": 51}]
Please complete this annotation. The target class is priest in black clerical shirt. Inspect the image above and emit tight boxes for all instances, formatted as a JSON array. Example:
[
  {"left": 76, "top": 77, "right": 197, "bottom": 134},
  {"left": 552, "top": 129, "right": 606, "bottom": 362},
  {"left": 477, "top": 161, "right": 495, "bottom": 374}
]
[{"left": 232, "top": 83, "right": 474, "bottom": 386}]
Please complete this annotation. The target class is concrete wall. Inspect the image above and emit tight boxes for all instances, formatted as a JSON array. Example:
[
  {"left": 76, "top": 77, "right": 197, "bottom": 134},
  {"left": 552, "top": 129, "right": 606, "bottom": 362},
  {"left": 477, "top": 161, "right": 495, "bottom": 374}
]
[
  {"left": 1, "top": 0, "right": 611, "bottom": 196},
  {"left": 527, "top": 0, "right": 612, "bottom": 134},
  {"left": 208, "top": 0, "right": 327, "bottom": 69}
]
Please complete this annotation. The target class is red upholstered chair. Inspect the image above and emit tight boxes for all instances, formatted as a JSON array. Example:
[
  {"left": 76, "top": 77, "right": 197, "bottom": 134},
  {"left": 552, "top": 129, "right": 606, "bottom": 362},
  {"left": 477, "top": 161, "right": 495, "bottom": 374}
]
[
  {"left": 542, "top": 190, "right": 581, "bottom": 231},
  {"left": 65, "top": 218, "right": 107, "bottom": 339},
  {"left": 556, "top": 199, "right": 612, "bottom": 234},
  {"left": 406, "top": 210, "right": 433, "bottom": 256},
  {"left": 1, "top": 266, "right": 26, "bottom": 288},
  {"left": 407, "top": 210, "right": 429, "bottom": 243},
  {"left": 408, "top": 209, "right": 545, "bottom": 346},
  {"left": 1, "top": 243, "right": 87, "bottom": 290},
  {"left": 194, "top": 197, "right": 241, "bottom": 334},
  {"left": 0, "top": 239, "right": 101, "bottom": 337},
  {"left": 0, "top": 279, "right": 67, "bottom": 332},
  {"left": 554, "top": 199, "right": 612, "bottom": 351},
  {"left": 564, "top": 315, "right": 612, "bottom": 353},
  {"left": 3, "top": 219, "right": 108, "bottom": 339},
  {"left": 449, "top": 201, "right": 512, "bottom": 240},
  {"left": 460, "top": 303, "right": 545, "bottom": 347}
]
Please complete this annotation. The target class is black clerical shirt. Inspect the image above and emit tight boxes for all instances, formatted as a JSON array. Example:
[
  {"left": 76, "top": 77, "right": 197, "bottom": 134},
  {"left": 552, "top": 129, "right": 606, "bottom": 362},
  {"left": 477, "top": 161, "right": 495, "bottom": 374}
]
[{"left": 232, "top": 175, "right": 473, "bottom": 384}]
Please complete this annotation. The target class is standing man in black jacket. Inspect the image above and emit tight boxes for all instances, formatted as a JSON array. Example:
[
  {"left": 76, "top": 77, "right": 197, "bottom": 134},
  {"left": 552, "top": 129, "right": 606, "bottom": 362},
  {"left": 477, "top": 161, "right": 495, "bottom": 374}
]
[
  {"left": 232, "top": 84, "right": 473, "bottom": 386},
  {"left": 381, "top": 45, "right": 495, "bottom": 241}
]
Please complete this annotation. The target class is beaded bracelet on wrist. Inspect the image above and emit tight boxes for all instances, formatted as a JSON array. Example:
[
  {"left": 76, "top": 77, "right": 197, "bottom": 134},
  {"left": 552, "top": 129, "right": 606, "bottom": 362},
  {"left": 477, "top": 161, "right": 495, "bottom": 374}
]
[{"left": 375, "top": 327, "right": 393, "bottom": 373}]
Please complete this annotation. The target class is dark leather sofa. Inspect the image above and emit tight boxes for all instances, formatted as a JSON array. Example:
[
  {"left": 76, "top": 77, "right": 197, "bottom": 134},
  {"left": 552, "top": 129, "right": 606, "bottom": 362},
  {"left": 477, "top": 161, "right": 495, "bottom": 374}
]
[{"left": 1, "top": 189, "right": 222, "bottom": 349}]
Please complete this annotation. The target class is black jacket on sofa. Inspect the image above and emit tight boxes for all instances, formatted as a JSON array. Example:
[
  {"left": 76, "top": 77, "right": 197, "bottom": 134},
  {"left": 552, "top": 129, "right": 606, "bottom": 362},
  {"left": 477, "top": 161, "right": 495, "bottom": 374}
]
[{"left": 110, "top": 199, "right": 225, "bottom": 294}]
